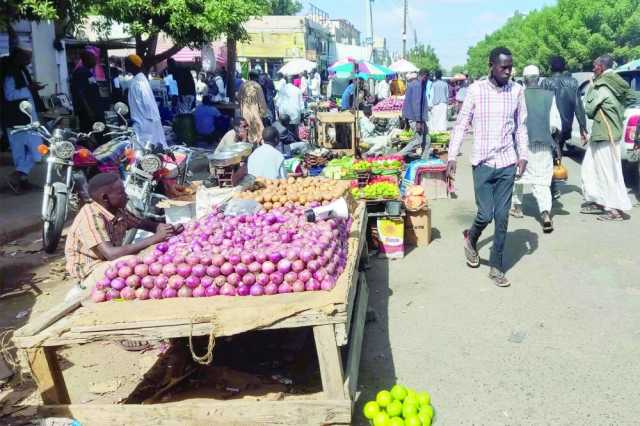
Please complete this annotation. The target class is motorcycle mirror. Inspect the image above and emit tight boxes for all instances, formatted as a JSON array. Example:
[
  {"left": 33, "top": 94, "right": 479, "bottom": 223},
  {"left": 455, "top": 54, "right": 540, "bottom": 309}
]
[
  {"left": 92, "top": 122, "right": 106, "bottom": 133},
  {"left": 19, "top": 100, "right": 33, "bottom": 121},
  {"left": 114, "top": 102, "right": 129, "bottom": 115}
]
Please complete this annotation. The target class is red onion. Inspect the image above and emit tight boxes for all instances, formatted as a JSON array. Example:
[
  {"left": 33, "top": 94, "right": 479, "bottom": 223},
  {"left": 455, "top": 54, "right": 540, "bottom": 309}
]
[
  {"left": 178, "top": 286, "right": 192, "bottom": 298},
  {"left": 305, "top": 278, "right": 321, "bottom": 291},
  {"left": 141, "top": 275, "right": 155, "bottom": 289},
  {"left": 134, "top": 264, "right": 149, "bottom": 277},
  {"left": 191, "top": 264, "right": 206, "bottom": 278},
  {"left": 168, "top": 275, "right": 185, "bottom": 290},
  {"left": 186, "top": 254, "right": 200, "bottom": 266},
  {"left": 321, "top": 278, "right": 335, "bottom": 291},
  {"left": 235, "top": 263, "right": 249, "bottom": 276},
  {"left": 105, "top": 267, "right": 118, "bottom": 280},
  {"left": 313, "top": 269, "right": 327, "bottom": 282},
  {"left": 149, "top": 262, "right": 163, "bottom": 276},
  {"left": 248, "top": 262, "right": 262, "bottom": 273},
  {"left": 117, "top": 266, "right": 133, "bottom": 279},
  {"left": 291, "top": 260, "right": 305, "bottom": 273},
  {"left": 91, "top": 289, "right": 106, "bottom": 303},
  {"left": 292, "top": 280, "right": 305, "bottom": 292},
  {"left": 250, "top": 283, "right": 265, "bottom": 296},
  {"left": 126, "top": 257, "right": 140, "bottom": 268},
  {"left": 115, "top": 260, "right": 128, "bottom": 269},
  {"left": 237, "top": 284, "right": 250, "bottom": 296},
  {"left": 278, "top": 283, "right": 292, "bottom": 294},
  {"left": 269, "top": 252, "right": 283, "bottom": 263},
  {"left": 110, "top": 278, "right": 126, "bottom": 291},
  {"left": 185, "top": 275, "right": 200, "bottom": 289},
  {"left": 154, "top": 275, "right": 168, "bottom": 289},
  {"left": 106, "top": 287, "right": 121, "bottom": 300},
  {"left": 200, "top": 255, "right": 212, "bottom": 266},
  {"left": 256, "top": 273, "right": 270, "bottom": 286},
  {"left": 201, "top": 276, "right": 214, "bottom": 288},
  {"left": 176, "top": 263, "right": 192, "bottom": 278},
  {"left": 220, "top": 262, "right": 234, "bottom": 276},
  {"left": 96, "top": 277, "right": 111, "bottom": 290},
  {"left": 307, "top": 260, "right": 319, "bottom": 272},
  {"left": 156, "top": 242, "right": 169, "bottom": 253},
  {"left": 220, "top": 283, "right": 237, "bottom": 296},
  {"left": 126, "top": 275, "right": 141, "bottom": 288},
  {"left": 173, "top": 254, "right": 186, "bottom": 264},
  {"left": 135, "top": 287, "right": 150, "bottom": 300},
  {"left": 264, "top": 283, "right": 278, "bottom": 295},
  {"left": 240, "top": 253, "right": 255, "bottom": 265},
  {"left": 212, "top": 254, "right": 225, "bottom": 267},
  {"left": 162, "top": 287, "right": 177, "bottom": 298},
  {"left": 206, "top": 265, "right": 220, "bottom": 278},
  {"left": 227, "top": 273, "right": 240, "bottom": 286},
  {"left": 277, "top": 258, "right": 292, "bottom": 274},
  {"left": 193, "top": 285, "right": 206, "bottom": 297},
  {"left": 121, "top": 286, "right": 136, "bottom": 300},
  {"left": 256, "top": 252, "right": 267, "bottom": 263},
  {"left": 149, "top": 287, "right": 163, "bottom": 299},
  {"left": 298, "top": 270, "right": 312, "bottom": 283},
  {"left": 206, "top": 285, "right": 219, "bottom": 297},
  {"left": 143, "top": 254, "right": 157, "bottom": 265},
  {"left": 284, "top": 271, "right": 298, "bottom": 284},
  {"left": 262, "top": 261, "right": 276, "bottom": 274},
  {"left": 162, "top": 263, "right": 177, "bottom": 276},
  {"left": 228, "top": 254, "right": 241, "bottom": 265},
  {"left": 270, "top": 271, "right": 284, "bottom": 285},
  {"left": 241, "top": 273, "right": 256, "bottom": 286}
]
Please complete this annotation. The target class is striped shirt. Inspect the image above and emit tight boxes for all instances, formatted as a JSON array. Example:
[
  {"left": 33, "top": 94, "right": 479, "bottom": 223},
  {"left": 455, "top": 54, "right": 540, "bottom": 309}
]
[
  {"left": 64, "top": 203, "right": 139, "bottom": 281},
  {"left": 448, "top": 79, "right": 528, "bottom": 168},
  {"left": 430, "top": 80, "right": 449, "bottom": 106}
]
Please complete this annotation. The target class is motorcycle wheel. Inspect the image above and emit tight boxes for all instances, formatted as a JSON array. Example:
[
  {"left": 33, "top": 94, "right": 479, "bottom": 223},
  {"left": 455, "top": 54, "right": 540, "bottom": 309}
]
[{"left": 43, "top": 191, "right": 68, "bottom": 254}]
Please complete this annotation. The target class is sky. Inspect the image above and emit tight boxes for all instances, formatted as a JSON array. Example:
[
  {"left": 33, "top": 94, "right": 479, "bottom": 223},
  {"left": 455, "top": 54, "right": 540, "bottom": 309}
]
[{"left": 301, "top": 0, "right": 555, "bottom": 69}]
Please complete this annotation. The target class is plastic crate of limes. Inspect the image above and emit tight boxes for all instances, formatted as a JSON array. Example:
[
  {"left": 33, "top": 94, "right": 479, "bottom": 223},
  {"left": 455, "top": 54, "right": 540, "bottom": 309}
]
[{"left": 363, "top": 384, "right": 434, "bottom": 426}]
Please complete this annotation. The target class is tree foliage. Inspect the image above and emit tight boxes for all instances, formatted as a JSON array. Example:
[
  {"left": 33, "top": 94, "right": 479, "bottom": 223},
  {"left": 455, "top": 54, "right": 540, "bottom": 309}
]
[
  {"left": 408, "top": 44, "right": 441, "bottom": 73},
  {"left": 465, "top": 0, "right": 640, "bottom": 78},
  {"left": 268, "top": 0, "right": 302, "bottom": 15}
]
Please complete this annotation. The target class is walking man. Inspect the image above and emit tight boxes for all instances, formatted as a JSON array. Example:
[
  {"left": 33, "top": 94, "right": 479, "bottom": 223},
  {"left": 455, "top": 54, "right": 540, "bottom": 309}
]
[
  {"left": 402, "top": 69, "right": 430, "bottom": 158},
  {"left": 580, "top": 54, "right": 633, "bottom": 221},
  {"left": 447, "top": 47, "right": 528, "bottom": 287},
  {"left": 510, "top": 65, "right": 561, "bottom": 233},
  {"left": 71, "top": 50, "right": 104, "bottom": 134},
  {"left": 429, "top": 70, "right": 449, "bottom": 132},
  {"left": 167, "top": 58, "right": 195, "bottom": 113},
  {"left": 541, "top": 55, "right": 588, "bottom": 199}
]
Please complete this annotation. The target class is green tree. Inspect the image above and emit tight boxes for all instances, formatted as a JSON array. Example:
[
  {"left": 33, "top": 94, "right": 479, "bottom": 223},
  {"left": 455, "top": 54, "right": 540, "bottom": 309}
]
[
  {"left": 464, "top": 0, "right": 640, "bottom": 78},
  {"left": 449, "top": 65, "right": 467, "bottom": 76},
  {"left": 268, "top": 0, "right": 302, "bottom": 15},
  {"left": 408, "top": 44, "right": 441, "bottom": 72}
]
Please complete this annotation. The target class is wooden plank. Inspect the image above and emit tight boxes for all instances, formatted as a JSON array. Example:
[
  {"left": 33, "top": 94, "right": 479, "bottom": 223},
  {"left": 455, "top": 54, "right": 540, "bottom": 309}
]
[
  {"left": 343, "top": 274, "right": 369, "bottom": 400},
  {"left": 26, "top": 348, "right": 70, "bottom": 405},
  {"left": 39, "top": 400, "right": 352, "bottom": 426},
  {"left": 313, "top": 324, "right": 347, "bottom": 401},
  {"left": 15, "top": 299, "right": 81, "bottom": 337}
]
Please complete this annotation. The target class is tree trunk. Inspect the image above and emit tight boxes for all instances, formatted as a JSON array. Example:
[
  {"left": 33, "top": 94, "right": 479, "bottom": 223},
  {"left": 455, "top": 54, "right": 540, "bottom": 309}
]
[
  {"left": 226, "top": 37, "right": 237, "bottom": 102},
  {"left": 135, "top": 33, "right": 183, "bottom": 71}
]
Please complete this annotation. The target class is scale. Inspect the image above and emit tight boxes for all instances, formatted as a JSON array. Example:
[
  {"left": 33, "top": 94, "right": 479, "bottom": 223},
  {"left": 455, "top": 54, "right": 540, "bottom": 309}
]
[{"left": 207, "top": 143, "right": 253, "bottom": 187}]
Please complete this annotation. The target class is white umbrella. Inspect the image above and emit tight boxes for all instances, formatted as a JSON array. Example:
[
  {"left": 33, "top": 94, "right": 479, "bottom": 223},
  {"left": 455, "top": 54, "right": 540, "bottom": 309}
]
[
  {"left": 389, "top": 59, "right": 419, "bottom": 73},
  {"left": 278, "top": 59, "right": 317, "bottom": 76}
]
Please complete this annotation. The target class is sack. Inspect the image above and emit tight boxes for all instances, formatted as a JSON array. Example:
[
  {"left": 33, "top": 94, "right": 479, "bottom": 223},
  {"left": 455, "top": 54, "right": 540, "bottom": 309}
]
[
  {"left": 377, "top": 218, "right": 404, "bottom": 259},
  {"left": 553, "top": 160, "right": 568, "bottom": 181}
]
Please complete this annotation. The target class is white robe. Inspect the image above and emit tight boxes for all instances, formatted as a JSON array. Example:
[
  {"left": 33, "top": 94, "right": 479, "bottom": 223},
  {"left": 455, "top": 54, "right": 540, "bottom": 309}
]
[
  {"left": 128, "top": 72, "right": 167, "bottom": 147},
  {"left": 512, "top": 141, "right": 554, "bottom": 212},
  {"left": 275, "top": 83, "right": 304, "bottom": 125},
  {"left": 582, "top": 141, "right": 632, "bottom": 211},
  {"left": 430, "top": 103, "right": 448, "bottom": 132}
]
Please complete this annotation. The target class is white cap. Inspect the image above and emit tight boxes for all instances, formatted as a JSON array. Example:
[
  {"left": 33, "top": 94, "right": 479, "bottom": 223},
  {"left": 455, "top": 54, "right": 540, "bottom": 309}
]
[{"left": 523, "top": 65, "right": 540, "bottom": 77}]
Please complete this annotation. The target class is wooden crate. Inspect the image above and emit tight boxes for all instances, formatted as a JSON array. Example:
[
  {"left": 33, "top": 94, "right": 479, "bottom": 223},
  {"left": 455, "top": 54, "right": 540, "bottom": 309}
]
[
  {"left": 13, "top": 209, "right": 370, "bottom": 426},
  {"left": 316, "top": 111, "right": 357, "bottom": 155}
]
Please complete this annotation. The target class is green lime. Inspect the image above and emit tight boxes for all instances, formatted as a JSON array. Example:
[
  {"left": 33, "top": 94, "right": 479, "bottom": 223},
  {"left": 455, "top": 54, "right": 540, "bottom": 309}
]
[
  {"left": 376, "top": 390, "right": 393, "bottom": 408},
  {"left": 419, "top": 404, "right": 434, "bottom": 419},
  {"left": 386, "top": 400, "right": 403, "bottom": 417},
  {"left": 403, "top": 394, "right": 418, "bottom": 407},
  {"left": 390, "top": 384, "right": 408, "bottom": 401},
  {"left": 406, "top": 388, "right": 418, "bottom": 400},
  {"left": 363, "top": 401, "right": 381, "bottom": 419},
  {"left": 418, "top": 410, "right": 432, "bottom": 426},
  {"left": 389, "top": 417, "right": 405, "bottom": 426},
  {"left": 404, "top": 415, "right": 422, "bottom": 426},
  {"left": 402, "top": 403, "right": 419, "bottom": 419},
  {"left": 373, "top": 411, "right": 391, "bottom": 426},
  {"left": 417, "top": 391, "right": 431, "bottom": 407}
]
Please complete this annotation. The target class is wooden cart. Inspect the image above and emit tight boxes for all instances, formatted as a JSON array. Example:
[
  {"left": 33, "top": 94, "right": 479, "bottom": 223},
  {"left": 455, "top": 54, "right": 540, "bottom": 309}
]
[{"left": 13, "top": 208, "right": 370, "bottom": 426}]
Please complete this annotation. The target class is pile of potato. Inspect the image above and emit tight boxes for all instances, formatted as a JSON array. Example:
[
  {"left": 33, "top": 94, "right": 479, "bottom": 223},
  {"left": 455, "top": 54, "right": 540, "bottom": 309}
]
[{"left": 235, "top": 177, "right": 352, "bottom": 210}]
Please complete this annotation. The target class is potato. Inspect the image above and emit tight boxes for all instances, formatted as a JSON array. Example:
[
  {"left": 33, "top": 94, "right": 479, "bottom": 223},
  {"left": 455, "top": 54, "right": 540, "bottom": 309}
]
[{"left": 263, "top": 202, "right": 273, "bottom": 210}]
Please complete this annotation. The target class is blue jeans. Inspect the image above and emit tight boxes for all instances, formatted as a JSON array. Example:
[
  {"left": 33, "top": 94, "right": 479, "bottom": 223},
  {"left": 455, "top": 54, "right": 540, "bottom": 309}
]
[{"left": 468, "top": 164, "right": 517, "bottom": 271}]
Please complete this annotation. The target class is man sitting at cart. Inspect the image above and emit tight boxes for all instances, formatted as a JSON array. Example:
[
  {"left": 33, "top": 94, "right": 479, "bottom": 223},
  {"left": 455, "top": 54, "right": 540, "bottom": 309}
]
[
  {"left": 64, "top": 173, "right": 182, "bottom": 303},
  {"left": 248, "top": 127, "right": 287, "bottom": 179}
]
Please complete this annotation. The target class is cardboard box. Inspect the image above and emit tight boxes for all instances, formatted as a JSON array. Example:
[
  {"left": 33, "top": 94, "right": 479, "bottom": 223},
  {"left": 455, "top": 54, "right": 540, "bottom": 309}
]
[{"left": 404, "top": 208, "right": 431, "bottom": 247}]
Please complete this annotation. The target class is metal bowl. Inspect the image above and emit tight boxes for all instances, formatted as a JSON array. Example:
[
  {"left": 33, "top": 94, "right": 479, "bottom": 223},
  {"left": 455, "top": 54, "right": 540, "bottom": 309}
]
[
  {"left": 226, "top": 142, "right": 253, "bottom": 158},
  {"left": 208, "top": 151, "right": 243, "bottom": 167}
]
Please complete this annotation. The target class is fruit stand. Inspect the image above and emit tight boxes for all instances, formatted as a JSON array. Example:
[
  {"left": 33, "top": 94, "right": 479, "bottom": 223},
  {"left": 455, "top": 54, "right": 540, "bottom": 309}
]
[{"left": 12, "top": 186, "right": 370, "bottom": 425}]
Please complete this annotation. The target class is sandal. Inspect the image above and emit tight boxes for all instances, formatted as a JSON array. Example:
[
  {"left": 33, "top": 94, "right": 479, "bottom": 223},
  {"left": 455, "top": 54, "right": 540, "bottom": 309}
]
[
  {"left": 597, "top": 211, "right": 624, "bottom": 222},
  {"left": 580, "top": 204, "right": 604, "bottom": 214},
  {"left": 118, "top": 340, "right": 152, "bottom": 352},
  {"left": 509, "top": 206, "right": 524, "bottom": 218}
]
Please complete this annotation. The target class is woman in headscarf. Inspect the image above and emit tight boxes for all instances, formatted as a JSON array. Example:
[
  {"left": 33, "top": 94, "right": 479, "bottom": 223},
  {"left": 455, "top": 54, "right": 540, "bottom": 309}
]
[{"left": 237, "top": 70, "right": 269, "bottom": 143}]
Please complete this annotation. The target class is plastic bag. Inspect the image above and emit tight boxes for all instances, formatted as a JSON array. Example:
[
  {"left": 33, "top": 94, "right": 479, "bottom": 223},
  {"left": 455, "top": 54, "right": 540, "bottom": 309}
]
[{"left": 223, "top": 199, "right": 262, "bottom": 216}]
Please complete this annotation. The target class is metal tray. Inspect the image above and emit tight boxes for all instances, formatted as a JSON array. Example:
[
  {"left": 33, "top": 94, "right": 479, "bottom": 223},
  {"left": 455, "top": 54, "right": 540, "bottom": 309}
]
[{"left": 208, "top": 151, "right": 243, "bottom": 167}]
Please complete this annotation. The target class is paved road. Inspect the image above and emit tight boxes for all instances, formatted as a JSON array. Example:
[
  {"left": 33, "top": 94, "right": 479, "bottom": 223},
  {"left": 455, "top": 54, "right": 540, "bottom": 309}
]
[{"left": 357, "top": 149, "right": 640, "bottom": 424}]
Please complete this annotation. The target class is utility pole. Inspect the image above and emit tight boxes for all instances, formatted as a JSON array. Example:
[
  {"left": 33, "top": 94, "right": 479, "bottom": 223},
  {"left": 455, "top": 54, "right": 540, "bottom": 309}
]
[
  {"left": 414, "top": 29, "right": 418, "bottom": 48},
  {"left": 402, "top": 0, "right": 408, "bottom": 58}
]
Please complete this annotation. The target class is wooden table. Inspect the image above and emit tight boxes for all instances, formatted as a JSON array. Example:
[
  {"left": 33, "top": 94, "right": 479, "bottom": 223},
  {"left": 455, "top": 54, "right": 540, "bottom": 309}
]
[
  {"left": 13, "top": 208, "right": 370, "bottom": 426},
  {"left": 316, "top": 111, "right": 358, "bottom": 155}
]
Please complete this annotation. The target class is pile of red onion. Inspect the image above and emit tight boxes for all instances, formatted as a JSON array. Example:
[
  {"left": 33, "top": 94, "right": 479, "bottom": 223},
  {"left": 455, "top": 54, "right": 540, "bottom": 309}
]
[{"left": 91, "top": 204, "right": 352, "bottom": 302}]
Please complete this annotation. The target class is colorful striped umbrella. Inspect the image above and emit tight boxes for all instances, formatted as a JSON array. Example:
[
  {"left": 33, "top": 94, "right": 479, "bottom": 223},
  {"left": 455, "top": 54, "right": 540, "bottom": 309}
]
[{"left": 329, "top": 59, "right": 395, "bottom": 80}]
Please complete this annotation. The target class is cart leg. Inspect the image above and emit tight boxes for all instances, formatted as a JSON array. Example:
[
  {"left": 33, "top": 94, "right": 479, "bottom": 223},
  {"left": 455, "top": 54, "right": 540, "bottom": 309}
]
[
  {"left": 26, "top": 347, "right": 70, "bottom": 404},
  {"left": 344, "top": 274, "right": 369, "bottom": 400},
  {"left": 313, "top": 324, "right": 347, "bottom": 400}
]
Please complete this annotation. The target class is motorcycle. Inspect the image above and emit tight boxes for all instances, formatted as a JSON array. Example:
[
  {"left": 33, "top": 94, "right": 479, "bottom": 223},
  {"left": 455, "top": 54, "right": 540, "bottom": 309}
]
[{"left": 11, "top": 100, "right": 106, "bottom": 253}]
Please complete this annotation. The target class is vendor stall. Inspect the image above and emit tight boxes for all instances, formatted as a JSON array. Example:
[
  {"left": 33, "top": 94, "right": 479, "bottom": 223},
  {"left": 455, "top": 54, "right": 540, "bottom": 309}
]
[
  {"left": 13, "top": 177, "right": 369, "bottom": 425},
  {"left": 316, "top": 111, "right": 358, "bottom": 155}
]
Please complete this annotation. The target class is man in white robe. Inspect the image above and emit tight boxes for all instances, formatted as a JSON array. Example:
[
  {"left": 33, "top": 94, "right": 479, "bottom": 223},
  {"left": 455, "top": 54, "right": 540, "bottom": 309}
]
[{"left": 125, "top": 55, "right": 167, "bottom": 147}]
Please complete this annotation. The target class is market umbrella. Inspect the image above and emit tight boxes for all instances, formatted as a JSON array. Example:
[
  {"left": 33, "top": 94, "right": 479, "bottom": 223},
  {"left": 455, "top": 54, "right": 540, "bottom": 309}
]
[
  {"left": 616, "top": 59, "right": 640, "bottom": 72},
  {"left": 278, "top": 59, "right": 317, "bottom": 76},
  {"left": 328, "top": 59, "right": 394, "bottom": 80},
  {"left": 389, "top": 59, "right": 419, "bottom": 73},
  {"left": 452, "top": 73, "right": 467, "bottom": 81}
]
